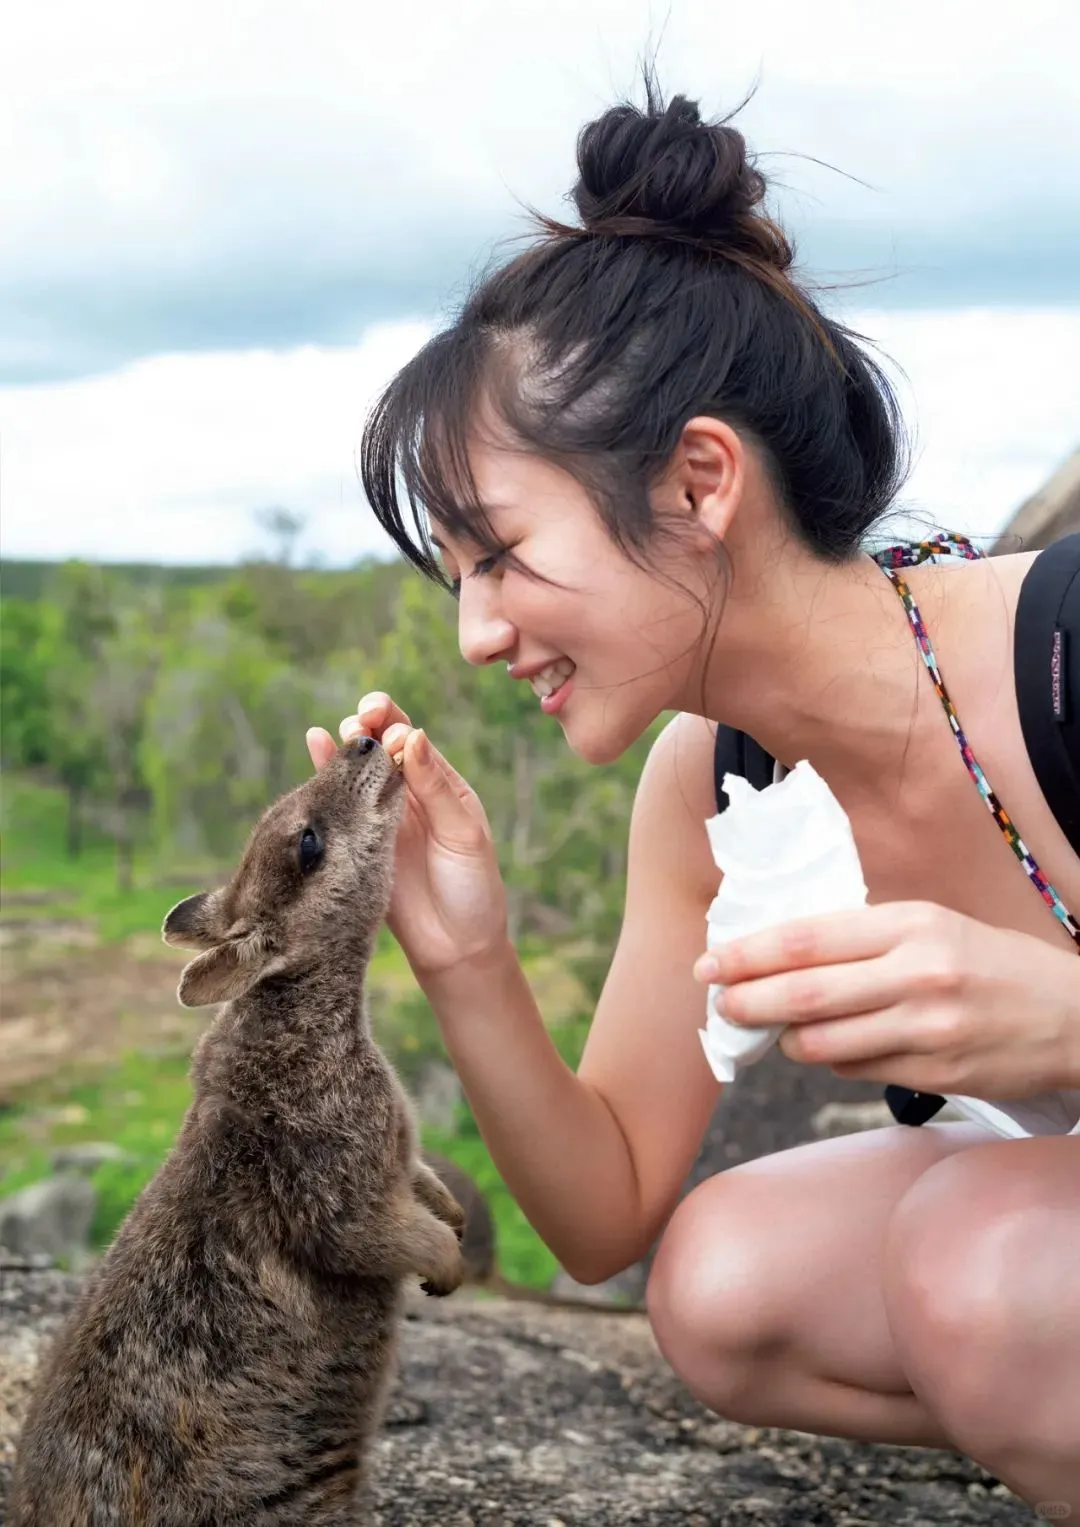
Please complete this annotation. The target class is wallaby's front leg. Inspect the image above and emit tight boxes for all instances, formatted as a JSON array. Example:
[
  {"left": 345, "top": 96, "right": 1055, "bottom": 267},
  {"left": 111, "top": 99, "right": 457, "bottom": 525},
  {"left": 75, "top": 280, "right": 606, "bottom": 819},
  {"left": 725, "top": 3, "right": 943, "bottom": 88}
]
[
  {"left": 410, "top": 1161, "right": 466, "bottom": 1240},
  {"left": 395, "top": 1197, "right": 464, "bottom": 1298}
]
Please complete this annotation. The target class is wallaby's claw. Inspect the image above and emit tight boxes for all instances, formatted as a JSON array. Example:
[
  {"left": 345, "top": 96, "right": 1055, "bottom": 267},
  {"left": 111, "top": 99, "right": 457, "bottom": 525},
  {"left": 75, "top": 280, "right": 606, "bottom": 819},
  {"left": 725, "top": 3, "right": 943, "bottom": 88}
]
[{"left": 420, "top": 1276, "right": 457, "bottom": 1298}]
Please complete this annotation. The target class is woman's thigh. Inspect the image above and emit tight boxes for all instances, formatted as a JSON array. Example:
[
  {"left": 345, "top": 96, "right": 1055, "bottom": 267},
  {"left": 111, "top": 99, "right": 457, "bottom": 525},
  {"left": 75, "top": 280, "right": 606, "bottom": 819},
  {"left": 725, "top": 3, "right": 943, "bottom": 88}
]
[{"left": 647, "top": 1120, "right": 996, "bottom": 1403}]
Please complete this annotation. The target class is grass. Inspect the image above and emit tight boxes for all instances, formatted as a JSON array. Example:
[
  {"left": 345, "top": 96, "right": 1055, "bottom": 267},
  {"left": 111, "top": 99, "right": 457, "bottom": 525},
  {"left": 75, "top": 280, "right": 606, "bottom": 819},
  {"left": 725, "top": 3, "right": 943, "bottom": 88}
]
[
  {"left": 0, "top": 775, "right": 208, "bottom": 942},
  {"left": 1, "top": 774, "right": 597, "bottom": 1289}
]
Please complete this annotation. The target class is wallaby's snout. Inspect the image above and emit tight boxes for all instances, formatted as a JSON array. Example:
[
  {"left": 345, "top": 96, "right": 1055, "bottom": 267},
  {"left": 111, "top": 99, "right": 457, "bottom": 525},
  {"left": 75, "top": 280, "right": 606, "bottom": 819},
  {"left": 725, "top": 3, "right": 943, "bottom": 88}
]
[
  {"left": 162, "top": 735, "right": 406, "bottom": 1006},
  {"left": 309, "top": 733, "right": 406, "bottom": 824},
  {"left": 331, "top": 733, "right": 405, "bottom": 803}
]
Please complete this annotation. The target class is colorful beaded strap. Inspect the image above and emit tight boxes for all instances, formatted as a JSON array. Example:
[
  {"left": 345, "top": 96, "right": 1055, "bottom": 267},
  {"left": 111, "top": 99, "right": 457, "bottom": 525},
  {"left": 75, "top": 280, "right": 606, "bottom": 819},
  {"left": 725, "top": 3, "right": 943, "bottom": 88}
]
[{"left": 871, "top": 531, "right": 1080, "bottom": 952}]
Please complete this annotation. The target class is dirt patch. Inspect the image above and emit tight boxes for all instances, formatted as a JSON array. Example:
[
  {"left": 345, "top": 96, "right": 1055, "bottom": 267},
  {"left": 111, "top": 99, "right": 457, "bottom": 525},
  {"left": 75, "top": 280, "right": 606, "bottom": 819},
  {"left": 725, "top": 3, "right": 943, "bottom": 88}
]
[
  {"left": 0, "top": 921, "right": 99, "bottom": 950},
  {"left": 0, "top": 938, "right": 196, "bottom": 1101}
]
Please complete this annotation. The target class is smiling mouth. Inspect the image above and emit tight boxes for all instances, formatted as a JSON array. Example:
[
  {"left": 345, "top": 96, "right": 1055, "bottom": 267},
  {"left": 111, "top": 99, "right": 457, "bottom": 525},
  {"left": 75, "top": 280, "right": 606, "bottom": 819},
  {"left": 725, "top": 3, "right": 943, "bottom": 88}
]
[{"left": 527, "top": 657, "right": 576, "bottom": 699}]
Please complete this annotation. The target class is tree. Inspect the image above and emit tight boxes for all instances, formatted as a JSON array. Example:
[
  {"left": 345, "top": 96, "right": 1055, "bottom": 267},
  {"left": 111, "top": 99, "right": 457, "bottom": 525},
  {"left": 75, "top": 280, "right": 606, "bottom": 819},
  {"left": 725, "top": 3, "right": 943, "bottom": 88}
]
[
  {"left": 37, "top": 563, "right": 121, "bottom": 857},
  {"left": 90, "top": 594, "right": 168, "bottom": 890},
  {"left": 0, "top": 599, "right": 57, "bottom": 769}
]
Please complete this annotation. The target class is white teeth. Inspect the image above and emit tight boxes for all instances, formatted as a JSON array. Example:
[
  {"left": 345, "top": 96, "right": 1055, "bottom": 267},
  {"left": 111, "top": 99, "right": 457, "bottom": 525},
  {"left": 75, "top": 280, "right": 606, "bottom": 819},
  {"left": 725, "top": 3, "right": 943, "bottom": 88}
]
[{"left": 528, "top": 659, "right": 575, "bottom": 699}]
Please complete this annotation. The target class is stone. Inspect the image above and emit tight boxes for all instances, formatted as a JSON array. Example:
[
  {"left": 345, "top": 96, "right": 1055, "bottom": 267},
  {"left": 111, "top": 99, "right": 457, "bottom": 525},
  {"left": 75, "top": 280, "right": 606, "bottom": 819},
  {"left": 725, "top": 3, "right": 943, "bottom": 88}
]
[
  {"left": 413, "top": 1062, "right": 464, "bottom": 1133},
  {"left": 812, "top": 1100, "right": 897, "bottom": 1138},
  {"left": 49, "top": 1142, "right": 136, "bottom": 1175},
  {"left": 0, "top": 1178, "right": 96, "bottom": 1267},
  {"left": 813, "top": 1099, "right": 967, "bottom": 1138},
  {"left": 548, "top": 1266, "right": 646, "bottom": 1310}
]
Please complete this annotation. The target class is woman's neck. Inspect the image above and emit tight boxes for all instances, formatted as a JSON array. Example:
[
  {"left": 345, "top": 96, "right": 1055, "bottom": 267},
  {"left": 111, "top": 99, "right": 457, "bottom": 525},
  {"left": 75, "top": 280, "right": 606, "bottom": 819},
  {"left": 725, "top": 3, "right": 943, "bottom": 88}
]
[{"left": 698, "top": 545, "right": 987, "bottom": 807}]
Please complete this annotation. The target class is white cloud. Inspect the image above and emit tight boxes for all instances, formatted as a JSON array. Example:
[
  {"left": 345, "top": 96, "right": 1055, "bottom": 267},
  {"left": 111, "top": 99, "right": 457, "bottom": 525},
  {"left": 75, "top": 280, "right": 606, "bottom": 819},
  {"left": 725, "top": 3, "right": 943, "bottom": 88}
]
[
  {"left": 1, "top": 307, "right": 1075, "bottom": 566},
  {"left": 2, "top": 0, "right": 1078, "bottom": 380},
  {"left": 860, "top": 307, "right": 1080, "bottom": 543},
  {"left": 0, "top": 323, "right": 433, "bottom": 564}
]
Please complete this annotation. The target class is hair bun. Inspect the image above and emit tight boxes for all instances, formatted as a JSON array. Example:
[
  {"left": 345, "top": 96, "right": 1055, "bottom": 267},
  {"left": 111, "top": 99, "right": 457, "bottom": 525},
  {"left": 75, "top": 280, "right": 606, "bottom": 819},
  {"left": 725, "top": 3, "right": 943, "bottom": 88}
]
[{"left": 571, "top": 87, "right": 791, "bottom": 271}]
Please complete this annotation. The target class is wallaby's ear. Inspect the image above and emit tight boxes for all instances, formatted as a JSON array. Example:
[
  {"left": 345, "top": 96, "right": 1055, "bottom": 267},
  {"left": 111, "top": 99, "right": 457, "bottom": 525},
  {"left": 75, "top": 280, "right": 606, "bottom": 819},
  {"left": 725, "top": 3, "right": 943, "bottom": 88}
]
[
  {"left": 163, "top": 891, "right": 225, "bottom": 950},
  {"left": 177, "top": 939, "right": 270, "bottom": 1007}
]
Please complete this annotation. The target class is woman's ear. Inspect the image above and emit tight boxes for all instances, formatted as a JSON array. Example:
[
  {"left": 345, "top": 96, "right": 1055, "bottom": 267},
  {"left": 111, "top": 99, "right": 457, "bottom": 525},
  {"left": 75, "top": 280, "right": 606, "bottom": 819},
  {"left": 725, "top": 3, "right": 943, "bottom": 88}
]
[
  {"left": 162, "top": 890, "right": 225, "bottom": 950},
  {"left": 677, "top": 416, "right": 745, "bottom": 542}
]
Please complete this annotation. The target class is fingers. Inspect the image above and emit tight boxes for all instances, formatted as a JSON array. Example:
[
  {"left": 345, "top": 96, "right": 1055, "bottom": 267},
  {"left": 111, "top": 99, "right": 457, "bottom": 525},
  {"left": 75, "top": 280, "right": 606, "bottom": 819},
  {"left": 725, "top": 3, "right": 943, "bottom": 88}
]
[
  {"left": 707, "top": 955, "right": 909, "bottom": 1028},
  {"left": 323, "top": 694, "right": 480, "bottom": 843},
  {"left": 778, "top": 1009, "right": 923, "bottom": 1066},
  {"left": 349, "top": 691, "right": 413, "bottom": 742},
  {"left": 694, "top": 903, "right": 932, "bottom": 987},
  {"left": 340, "top": 714, "right": 414, "bottom": 773},
  {"left": 400, "top": 730, "right": 484, "bottom": 849},
  {"left": 305, "top": 727, "right": 338, "bottom": 772}
]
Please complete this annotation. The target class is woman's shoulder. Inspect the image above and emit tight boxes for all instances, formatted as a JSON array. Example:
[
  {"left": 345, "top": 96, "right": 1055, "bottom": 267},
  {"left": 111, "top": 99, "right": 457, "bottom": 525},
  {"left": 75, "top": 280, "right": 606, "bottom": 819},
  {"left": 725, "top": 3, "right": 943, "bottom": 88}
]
[
  {"left": 643, "top": 711, "right": 719, "bottom": 806},
  {"left": 631, "top": 713, "right": 721, "bottom": 905}
]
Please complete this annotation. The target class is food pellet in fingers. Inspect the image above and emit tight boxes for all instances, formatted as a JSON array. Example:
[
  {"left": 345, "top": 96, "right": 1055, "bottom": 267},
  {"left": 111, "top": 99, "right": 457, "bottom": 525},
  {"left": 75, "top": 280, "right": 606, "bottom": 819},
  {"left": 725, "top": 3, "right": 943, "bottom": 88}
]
[{"left": 388, "top": 733, "right": 410, "bottom": 769}]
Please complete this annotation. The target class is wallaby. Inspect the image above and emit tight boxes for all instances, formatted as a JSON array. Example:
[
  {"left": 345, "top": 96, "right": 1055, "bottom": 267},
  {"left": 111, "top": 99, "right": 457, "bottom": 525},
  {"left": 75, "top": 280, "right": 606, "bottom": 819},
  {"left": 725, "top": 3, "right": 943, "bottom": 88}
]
[{"left": 9, "top": 736, "right": 466, "bottom": 1526}]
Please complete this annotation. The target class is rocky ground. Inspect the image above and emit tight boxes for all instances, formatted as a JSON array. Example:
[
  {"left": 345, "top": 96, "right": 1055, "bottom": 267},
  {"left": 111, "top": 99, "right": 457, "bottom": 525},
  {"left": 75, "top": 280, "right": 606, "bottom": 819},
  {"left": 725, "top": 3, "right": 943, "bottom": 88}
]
[{"left": 0, "top": 1266, "right": 1031, "bottom": 1526}]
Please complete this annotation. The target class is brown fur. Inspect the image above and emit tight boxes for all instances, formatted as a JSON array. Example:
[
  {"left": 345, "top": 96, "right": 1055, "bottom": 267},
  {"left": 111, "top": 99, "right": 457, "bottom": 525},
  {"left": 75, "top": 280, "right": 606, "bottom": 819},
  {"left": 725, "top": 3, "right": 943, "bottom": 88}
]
[{"left": 9, "top": 738, "right": 465, "bottom": 1526}]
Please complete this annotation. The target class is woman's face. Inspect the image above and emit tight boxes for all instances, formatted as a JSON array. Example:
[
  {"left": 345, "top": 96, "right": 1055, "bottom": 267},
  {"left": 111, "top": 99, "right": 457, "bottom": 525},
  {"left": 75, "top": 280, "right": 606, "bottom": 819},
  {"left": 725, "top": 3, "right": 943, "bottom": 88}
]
[{"left": 431, "top": 437, "right": 718, "bottom": 765}]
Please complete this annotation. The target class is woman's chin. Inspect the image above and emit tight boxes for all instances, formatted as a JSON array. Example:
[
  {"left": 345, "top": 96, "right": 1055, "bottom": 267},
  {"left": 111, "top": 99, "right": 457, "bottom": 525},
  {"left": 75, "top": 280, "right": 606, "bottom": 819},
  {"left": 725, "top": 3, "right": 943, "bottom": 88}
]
[{"left": 560, "top": 713, "right": 645, "bottom": 767}]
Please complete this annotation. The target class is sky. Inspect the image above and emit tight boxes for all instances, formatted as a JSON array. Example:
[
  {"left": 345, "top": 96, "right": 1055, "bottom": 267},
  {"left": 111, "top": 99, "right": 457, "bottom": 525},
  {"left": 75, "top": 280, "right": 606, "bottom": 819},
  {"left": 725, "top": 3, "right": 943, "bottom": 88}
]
[{"left": 1, "top": 0, "right": 1078, "bottom": 565}]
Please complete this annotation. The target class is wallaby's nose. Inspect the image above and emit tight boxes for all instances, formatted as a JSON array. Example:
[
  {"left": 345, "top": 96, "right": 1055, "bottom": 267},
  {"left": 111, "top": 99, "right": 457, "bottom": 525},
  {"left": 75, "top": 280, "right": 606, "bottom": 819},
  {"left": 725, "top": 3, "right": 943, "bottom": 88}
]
[{"left": 353, "top": 735, "right": 377, "bottom": 756}]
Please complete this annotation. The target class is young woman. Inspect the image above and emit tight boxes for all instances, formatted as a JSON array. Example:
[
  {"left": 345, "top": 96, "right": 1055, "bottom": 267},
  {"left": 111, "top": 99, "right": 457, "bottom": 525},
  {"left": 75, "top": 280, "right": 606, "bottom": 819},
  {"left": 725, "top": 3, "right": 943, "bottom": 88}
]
[{"left": 306, "top": 86, "right": 1080, "bottom": 1507}]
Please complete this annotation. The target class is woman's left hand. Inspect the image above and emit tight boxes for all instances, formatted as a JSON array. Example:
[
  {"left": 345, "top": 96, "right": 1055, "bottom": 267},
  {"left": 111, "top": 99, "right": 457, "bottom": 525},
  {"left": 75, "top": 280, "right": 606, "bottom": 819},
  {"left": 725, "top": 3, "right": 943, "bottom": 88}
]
[{"left": 693, "top": 900, "right": 1080, "bottom": 1100}]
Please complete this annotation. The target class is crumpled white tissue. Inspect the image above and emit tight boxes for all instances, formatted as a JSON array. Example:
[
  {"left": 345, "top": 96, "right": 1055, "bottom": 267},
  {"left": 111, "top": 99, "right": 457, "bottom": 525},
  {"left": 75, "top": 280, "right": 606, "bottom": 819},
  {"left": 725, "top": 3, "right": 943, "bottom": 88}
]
[{"left": 698, "top": 760, "right": 869, "bottom": 1084}]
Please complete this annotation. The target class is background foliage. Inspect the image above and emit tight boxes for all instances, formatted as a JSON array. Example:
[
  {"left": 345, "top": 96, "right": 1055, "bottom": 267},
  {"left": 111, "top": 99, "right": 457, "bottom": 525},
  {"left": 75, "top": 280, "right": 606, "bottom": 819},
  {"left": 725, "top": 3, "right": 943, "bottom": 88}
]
[{"left": 0, "top": 540, "right": 665, "bottom": 1286}]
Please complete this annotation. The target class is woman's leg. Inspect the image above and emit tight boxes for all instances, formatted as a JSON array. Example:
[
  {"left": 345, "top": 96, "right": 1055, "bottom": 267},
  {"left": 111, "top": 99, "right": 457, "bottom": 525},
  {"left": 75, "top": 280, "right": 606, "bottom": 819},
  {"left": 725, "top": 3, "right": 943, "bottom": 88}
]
[
  {"left": 882, "top": 1134, "right": 1080, "bottom": 1510},
  {"left": 645, "top": 1120, "right": 995, "bottom": 1448}
]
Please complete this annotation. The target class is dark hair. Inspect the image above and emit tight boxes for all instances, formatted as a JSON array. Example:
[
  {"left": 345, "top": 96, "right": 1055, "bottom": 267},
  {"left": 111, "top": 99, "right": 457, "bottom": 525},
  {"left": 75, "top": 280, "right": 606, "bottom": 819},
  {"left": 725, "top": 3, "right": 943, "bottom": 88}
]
[{"left": 360, "top": 72, "right": 911, "bottom": 600}]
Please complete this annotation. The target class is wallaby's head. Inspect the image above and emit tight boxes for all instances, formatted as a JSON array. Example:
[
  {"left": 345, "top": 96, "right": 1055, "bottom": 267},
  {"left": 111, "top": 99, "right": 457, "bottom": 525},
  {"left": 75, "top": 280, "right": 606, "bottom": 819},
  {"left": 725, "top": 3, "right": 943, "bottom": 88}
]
[{"left": 162, "top": 736, "right": 405, "bottom": 1007}]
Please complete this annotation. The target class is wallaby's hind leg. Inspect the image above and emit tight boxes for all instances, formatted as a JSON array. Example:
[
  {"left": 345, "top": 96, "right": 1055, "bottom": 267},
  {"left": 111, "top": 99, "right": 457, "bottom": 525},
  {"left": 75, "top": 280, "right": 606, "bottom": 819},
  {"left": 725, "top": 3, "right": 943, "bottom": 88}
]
[{"left": 411, "top": 1162, "right": 466, "bottom": 1240}]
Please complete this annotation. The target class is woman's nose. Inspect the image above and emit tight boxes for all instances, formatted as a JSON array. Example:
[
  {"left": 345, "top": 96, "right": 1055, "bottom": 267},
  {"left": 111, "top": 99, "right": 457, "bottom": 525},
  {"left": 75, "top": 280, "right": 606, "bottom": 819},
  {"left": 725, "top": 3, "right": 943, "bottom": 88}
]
[{"left": 457, "top": 591, "right": 516, "bottom": 668}]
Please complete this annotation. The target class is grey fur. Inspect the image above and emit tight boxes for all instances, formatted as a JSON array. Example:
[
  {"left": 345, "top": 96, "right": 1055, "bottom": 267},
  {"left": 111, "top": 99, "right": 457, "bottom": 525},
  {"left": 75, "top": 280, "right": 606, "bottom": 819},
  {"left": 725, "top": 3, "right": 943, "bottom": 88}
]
[{"left": 9, "top": 737, "right": 465, "bottom": 1525}]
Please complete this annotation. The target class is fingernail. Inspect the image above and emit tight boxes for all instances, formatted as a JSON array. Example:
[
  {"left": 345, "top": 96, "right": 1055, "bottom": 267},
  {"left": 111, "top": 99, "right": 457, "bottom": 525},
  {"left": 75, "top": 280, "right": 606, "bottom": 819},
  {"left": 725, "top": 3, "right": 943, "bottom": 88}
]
[
  {"left": 340, "top": 717, "right": 362, "bottom": 741},
  {"left": 414, "top": 729, "right": 430, "bottom": 764},
  {"left": 695, "top": 956, "right": 721, "bottom": 983},
  {"left": 357, "top": 696, "right": 380, "bottom": 718}
]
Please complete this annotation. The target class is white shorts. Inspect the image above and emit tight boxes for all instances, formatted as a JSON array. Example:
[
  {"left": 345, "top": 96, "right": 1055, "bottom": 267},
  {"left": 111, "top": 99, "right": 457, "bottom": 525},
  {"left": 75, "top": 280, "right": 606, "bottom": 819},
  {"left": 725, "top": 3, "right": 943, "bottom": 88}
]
[{"left": 943, "top": 1088, "right": 1080, "bottom": 1139}]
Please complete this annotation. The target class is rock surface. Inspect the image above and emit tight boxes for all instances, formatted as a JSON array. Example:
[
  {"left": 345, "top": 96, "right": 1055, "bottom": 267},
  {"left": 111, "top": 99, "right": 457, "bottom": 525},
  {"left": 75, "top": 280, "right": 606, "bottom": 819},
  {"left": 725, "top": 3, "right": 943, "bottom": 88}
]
[{"left": 0, "top": 1266, "right": 1031, "bottom": 1525}]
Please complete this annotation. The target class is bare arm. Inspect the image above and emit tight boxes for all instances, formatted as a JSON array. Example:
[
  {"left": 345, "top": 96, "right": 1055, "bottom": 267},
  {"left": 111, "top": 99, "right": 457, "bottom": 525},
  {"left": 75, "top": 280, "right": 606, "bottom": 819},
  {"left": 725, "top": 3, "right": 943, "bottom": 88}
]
[{"left": 418, "top": 713, "right": 726, "bottom": 1284}]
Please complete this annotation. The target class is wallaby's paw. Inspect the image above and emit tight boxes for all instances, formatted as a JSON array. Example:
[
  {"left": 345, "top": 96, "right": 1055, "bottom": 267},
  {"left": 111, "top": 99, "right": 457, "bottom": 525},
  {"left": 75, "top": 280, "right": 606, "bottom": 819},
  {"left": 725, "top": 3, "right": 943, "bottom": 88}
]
[
  {"left": 419, "top": 1254, "right": 465, "bottom": 1298},
  {"left": 419, "top": 1274, "right": 459, "bottom": 1298},
  {"left": 412, "top": 1164, "right": 466, "bottom": 1239},
  {"left": 444, "top": 1198, "right": 466, "bottom": 1242}
]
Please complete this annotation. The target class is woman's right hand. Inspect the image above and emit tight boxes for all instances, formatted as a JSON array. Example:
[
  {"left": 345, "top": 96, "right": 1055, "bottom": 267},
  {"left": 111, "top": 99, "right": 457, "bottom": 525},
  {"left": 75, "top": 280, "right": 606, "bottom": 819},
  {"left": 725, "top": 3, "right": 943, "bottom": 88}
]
[{"left": 305, "top": 693, "right": 509, "bottom": 981}]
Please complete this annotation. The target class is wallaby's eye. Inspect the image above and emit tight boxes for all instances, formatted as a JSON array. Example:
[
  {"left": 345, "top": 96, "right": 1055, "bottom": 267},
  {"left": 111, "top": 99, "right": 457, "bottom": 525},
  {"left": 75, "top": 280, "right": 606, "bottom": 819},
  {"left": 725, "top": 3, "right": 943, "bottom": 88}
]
[{"left": 298, "top": 827, "right": 324, "bottom": 875}]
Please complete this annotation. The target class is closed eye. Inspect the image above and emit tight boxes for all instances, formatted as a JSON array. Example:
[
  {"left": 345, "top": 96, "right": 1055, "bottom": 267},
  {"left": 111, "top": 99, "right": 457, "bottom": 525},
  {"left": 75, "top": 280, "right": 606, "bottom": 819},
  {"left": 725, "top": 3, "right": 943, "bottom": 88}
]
[{"left": 448, "top": 548, "right": 508, "bottom": 602}]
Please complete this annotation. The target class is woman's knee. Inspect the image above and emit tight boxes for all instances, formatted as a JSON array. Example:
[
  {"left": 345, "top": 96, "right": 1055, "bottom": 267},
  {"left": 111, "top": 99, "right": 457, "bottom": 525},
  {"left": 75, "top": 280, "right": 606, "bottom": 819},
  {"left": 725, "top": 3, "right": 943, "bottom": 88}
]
[
  {"left": 646, "top": 1177, "right": 786, "bottom": 1408},
  {"left": 882, "top": 1139, "right": 1075, "bottom": 1452}
]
